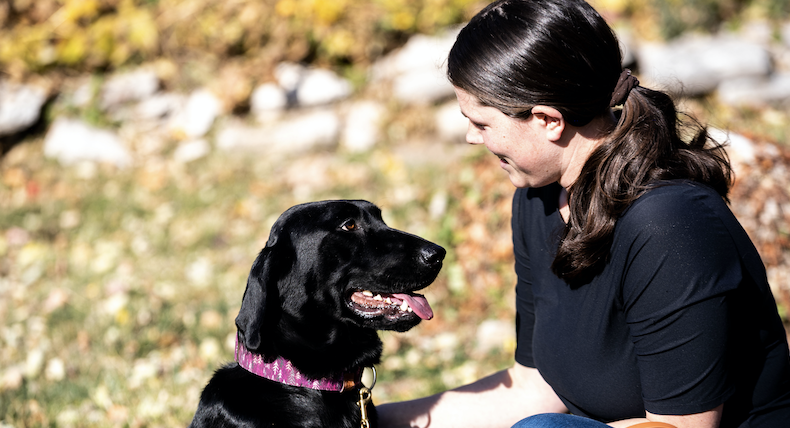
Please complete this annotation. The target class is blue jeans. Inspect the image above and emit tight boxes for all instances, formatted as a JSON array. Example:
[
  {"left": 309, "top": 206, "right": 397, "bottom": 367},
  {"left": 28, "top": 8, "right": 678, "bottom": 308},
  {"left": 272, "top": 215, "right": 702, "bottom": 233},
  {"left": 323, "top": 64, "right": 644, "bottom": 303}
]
[{"left": 512, "top": 413, "right": 610, "bottom": 428}]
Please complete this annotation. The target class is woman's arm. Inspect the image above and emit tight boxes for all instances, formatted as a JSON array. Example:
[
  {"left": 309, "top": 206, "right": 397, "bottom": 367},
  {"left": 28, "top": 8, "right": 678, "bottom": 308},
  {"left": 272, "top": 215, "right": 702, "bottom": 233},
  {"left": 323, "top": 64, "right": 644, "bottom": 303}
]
[{"left": 376, "top": 362, "right": 568, "bottom": 428}]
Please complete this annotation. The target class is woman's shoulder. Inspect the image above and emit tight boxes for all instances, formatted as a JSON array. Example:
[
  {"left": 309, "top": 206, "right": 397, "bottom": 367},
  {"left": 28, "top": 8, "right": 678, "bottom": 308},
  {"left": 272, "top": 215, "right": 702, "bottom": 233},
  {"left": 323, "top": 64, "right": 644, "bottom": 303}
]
[
  {"left": 625, "top": 180, "right": 727, "bottom": 219},
  {"left": 617, "top": 179, "right": 733, "bottom": 242}
]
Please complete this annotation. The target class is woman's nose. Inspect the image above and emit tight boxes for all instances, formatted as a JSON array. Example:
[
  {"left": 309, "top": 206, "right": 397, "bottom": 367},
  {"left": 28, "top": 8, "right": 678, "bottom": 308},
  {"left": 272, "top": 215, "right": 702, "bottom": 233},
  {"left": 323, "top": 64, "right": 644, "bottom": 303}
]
[{"left": 466, "top": 123, "right": 484, "bottom": 145}]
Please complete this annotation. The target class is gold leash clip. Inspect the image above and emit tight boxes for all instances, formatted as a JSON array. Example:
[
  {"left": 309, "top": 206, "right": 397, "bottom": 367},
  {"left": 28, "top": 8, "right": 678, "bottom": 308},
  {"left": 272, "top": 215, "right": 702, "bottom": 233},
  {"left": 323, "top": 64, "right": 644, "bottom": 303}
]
[
  {"left": 357, "top": 366, "right": 377, "bottom": 428},
  {"left": 358, "top": 386, "right": 372, "bottom": 428}
]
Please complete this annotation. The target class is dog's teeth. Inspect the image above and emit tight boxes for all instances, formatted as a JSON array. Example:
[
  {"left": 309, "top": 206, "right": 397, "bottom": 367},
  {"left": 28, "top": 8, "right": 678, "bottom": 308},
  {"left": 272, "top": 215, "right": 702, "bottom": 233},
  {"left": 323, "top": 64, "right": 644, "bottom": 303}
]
[
  {"left": 373, "top": 294, "right": 383, "bottom": 301},
  {"left": 407, "top": 307, "right": 413, "bottom": 312},
  {"left": 400, "top": 301, "right": 410, "bottom": 312},
  {"left": 362, "top": 290, "right": 374, "bottom": 297},
  {"left": 385, "top": 297, "right": 392, "bottom": 304}
]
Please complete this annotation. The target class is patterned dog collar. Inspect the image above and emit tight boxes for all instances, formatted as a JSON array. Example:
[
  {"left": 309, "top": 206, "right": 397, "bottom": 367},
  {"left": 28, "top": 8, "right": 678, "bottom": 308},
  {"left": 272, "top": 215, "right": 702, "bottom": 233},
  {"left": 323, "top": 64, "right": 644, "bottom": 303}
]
[{"left": 234, "top": 335, "right": 363, "bottom": 392}]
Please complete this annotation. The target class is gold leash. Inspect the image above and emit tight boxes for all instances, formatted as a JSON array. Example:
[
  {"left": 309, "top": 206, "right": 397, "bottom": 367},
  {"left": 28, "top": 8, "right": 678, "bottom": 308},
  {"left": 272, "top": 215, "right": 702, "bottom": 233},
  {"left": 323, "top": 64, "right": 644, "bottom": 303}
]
[{"left": 357, "top": 367, "right": 377, "bottom": 428}]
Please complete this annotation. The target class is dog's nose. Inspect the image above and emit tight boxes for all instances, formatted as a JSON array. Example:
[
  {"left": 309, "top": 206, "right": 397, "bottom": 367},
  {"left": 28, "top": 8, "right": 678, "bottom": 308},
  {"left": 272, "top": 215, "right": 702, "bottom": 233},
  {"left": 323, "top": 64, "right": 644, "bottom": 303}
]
[{"left": 420, "top": 244, "right": 446, "bottom": 267}]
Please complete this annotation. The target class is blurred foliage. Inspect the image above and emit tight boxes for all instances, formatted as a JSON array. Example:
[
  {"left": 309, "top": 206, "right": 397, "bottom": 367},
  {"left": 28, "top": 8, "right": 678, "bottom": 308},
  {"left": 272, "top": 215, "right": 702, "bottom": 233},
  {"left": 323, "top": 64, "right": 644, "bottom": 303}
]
[
  {"left": 0, "top": 0, "right": 486, "bottom": 78},
  {"left": 2, "top": 0, "right": 788, "bottom": 79},
  {"left": 593, "top": 0, "right": 789, "bottom": 39}
]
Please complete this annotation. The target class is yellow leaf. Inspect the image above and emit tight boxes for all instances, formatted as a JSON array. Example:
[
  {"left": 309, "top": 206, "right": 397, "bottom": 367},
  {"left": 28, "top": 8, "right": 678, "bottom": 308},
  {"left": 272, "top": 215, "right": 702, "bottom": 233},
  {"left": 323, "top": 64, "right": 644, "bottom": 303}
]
[{"left": 58, "top": 32, "right": 87, "bottom": 64}]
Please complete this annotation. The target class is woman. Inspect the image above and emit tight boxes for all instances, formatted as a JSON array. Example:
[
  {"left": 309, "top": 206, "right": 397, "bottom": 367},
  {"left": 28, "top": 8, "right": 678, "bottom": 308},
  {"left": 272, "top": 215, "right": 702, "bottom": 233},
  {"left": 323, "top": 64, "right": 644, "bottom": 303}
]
[{"left": 377, "top": 0, "right": 790, "bottom": 427}]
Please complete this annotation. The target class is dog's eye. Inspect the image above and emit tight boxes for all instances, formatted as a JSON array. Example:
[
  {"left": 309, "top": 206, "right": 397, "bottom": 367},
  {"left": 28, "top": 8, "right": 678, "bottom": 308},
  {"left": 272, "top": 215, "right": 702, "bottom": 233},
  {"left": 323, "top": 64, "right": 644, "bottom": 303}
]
[{"left": 341, "top": 220, "right": 358, "bottom": 232}]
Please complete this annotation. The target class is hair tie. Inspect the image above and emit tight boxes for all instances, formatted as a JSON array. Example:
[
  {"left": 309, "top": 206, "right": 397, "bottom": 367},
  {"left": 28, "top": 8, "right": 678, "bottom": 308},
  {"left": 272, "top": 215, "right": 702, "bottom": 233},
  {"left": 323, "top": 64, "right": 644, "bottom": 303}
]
[{"left": 609, "top": 69, "right": 639, "bottom": 107}]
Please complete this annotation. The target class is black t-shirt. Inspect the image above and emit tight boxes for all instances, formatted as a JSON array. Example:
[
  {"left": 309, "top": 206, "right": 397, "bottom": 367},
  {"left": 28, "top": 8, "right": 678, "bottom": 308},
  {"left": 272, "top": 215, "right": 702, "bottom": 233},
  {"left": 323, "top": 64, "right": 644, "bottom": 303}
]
[{"left": 513, "top": 180, "right": 790, "bottom": 427}]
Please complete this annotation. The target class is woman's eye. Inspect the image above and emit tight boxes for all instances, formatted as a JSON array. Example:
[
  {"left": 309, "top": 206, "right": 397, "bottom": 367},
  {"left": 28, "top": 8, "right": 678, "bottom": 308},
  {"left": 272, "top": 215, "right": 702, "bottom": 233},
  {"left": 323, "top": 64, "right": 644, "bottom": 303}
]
[
  {"left": 341, "top": 220, "right": 358, "bottom": 231},
  {"left": 472, "top": 121, "right": 486, "bottom": 130}
]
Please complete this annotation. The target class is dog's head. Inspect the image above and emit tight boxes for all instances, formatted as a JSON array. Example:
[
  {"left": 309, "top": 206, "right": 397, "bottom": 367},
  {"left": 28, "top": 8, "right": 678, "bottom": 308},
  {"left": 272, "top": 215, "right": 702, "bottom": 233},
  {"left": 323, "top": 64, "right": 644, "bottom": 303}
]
[{"left": 235, "top": 200, "right": 445, "bottom": 365}]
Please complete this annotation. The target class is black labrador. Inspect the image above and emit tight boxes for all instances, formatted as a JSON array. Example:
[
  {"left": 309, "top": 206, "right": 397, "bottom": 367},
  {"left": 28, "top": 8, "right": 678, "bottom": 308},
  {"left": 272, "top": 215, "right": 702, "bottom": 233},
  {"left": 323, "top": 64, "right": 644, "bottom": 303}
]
[{"left": 189, "top": 200, "right": 445, "bottom": 428}]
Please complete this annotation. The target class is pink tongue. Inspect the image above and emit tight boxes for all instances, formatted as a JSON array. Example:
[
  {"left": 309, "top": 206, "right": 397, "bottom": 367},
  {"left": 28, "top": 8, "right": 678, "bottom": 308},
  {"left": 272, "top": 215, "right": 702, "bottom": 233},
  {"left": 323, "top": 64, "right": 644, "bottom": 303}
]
[{"left": 393, "top": 293, "right": 433, "bottom": 320}]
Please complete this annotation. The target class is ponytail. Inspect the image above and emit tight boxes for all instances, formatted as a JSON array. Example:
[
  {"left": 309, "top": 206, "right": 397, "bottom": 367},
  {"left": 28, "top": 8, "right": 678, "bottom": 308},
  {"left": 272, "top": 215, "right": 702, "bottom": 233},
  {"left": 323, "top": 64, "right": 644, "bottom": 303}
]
[{"left": 551, "top": 85, "right": 733, "bottom": 285}]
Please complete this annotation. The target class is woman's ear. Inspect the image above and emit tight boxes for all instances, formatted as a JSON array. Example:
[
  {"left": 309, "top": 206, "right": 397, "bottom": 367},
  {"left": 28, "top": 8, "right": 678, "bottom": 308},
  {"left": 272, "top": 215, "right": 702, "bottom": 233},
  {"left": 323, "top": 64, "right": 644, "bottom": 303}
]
[{"left": 531, "top": 105, "right": 565, "bottom": 142}]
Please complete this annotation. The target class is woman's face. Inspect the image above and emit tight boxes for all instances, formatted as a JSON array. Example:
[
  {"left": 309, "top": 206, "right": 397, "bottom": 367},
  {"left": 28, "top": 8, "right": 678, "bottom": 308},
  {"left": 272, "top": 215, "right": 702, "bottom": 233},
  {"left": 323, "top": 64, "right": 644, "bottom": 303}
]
[{"left": 454, "top": 87, "right": 563, "bottom": 188}]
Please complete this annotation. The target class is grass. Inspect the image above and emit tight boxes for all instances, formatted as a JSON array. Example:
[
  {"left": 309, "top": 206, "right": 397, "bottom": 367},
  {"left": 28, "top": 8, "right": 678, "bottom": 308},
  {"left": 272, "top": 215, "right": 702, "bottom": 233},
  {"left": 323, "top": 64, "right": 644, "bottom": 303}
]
[{"left": 0, "top": 131, "right": 519, "bottom": 426}]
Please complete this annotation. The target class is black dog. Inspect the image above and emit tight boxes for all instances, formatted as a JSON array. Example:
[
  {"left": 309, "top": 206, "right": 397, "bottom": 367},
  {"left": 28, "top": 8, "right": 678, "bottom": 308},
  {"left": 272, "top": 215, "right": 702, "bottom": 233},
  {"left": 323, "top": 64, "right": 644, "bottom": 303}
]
[{"left": 189, "top": 200, "right": 445, "bottom": 428}]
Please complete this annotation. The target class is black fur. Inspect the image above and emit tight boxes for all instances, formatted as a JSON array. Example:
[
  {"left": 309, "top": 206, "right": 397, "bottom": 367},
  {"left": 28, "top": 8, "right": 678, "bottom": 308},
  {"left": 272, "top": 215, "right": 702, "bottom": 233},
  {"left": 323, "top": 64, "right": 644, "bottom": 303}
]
[{"left": 189, "top": 200, "right": 445, "bottom": 427}]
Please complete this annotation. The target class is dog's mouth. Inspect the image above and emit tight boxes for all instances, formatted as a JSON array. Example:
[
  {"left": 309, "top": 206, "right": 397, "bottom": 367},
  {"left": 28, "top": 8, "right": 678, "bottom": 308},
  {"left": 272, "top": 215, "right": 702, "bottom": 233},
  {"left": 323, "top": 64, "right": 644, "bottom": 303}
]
[{"left": 348, "top": 290, "right": 434, "bottom": 321}]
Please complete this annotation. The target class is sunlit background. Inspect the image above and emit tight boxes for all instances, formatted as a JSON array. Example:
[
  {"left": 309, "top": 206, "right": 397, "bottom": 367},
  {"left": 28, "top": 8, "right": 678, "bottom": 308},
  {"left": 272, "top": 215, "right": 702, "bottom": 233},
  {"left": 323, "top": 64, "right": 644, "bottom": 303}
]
[{"left": 1, "top": 0, "right": 789, "bottom": 426}]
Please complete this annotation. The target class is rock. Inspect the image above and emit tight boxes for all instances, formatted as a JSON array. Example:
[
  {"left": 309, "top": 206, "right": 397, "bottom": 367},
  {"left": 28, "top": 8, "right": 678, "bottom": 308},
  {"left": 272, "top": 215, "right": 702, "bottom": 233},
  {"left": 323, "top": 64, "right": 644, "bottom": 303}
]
[
  {"left": 0, "top": 81, "right": 48, "bottom": 136},
  {"left": 296, "top": 68, "right": 352, "bottom": 107},
  {"left": 393, "top": 69, "right": 455, "bottom": 105},
  {"left": 708, "top": 127, "right": 756, "bottom": 166},
  {"left": 169, "top": 89, "right": 222, "bottom": 139},
  {"left": 371, "top": 30, "right": 459, "bottom": 105},
  {"left": 274, "top": 62, "right": 305, "bottom": 93},
  {"left": 173, "top": 139, "right": 211, "bottom": 163},
  {"left": 718, "top": 73, "right": 790, "bottom": 107},
  {"left": 250, "top": 83, "right": 288, "bottom": 121},
  {"left": 100, "top": 69, "right": 160, "bottom": 110},
  {"left": 637, "top": 34, "right": 772, "bottom": 96},
  {"left": 781, "top": 22, "right": 790, "bottom": 46},
  {"left": 43, "top": 118, "right": 132, "bottom": 167},
  {"left": 134, "top": 93, "right": 184, "bottom": 122},
  {"left": 435, "top": 100, "right": 467, "bottom": 142},
  {"left": 272, "top": 62, "right": 352, "bottom": 107},
  {"left": 615, "top": 27, "right": 637, "bottom": 67},
  {"left": 216, "top": 110, "right": 340, "bottom": 155},
  {"left": 341, "top": 101, "right": 386, "bottom": 152}
]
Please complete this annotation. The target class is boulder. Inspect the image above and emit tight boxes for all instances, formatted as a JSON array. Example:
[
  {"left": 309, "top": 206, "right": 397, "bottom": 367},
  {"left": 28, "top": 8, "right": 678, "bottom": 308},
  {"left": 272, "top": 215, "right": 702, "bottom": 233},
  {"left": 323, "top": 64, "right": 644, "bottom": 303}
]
[
  {"left": 43, "top": 118, "right": 132, "bottom": 167},
  {"left": 341, "top": 101, "right": 386, "bottom": 153},
  {"left": 637, "top": 34, "right": 772, "bottom": 96},
  {"left": 0, "top": 81, "right": 48, "bottom": 136},
  {"left": 216, "top": 110, "right": 340, "bottom": 155}
]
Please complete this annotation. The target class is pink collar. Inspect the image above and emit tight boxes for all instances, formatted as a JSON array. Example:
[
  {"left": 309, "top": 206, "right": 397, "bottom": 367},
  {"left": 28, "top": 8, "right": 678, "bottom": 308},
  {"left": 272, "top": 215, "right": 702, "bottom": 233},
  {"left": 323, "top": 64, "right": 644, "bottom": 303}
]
[{"left": 234, "top": 336, "right": 363, "bottom": 392}]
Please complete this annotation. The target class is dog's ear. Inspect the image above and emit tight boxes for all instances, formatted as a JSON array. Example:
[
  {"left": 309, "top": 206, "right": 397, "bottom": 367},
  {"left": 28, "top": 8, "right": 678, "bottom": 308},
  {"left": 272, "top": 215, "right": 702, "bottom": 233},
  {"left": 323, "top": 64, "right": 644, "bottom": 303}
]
[
  {"left": 235, "top": 248, "right": 275, "bottom": 351},
  {"left": 235, "top": 213, "right": 289, "bottom": 352}
]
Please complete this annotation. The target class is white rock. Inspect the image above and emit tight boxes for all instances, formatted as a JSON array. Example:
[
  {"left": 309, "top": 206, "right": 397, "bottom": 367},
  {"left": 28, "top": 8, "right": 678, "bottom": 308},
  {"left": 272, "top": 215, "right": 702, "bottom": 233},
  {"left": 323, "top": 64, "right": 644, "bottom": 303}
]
[
  {"left": 342, "top": 101, "right": 385, "bottom": 152},
  {"left": 134, "top": 92, "right": 184, "bottom": 121},
  {"left": 615, "top": 27, "right": 636, "bottom": 66},
  {"left": 44, "top": 118, "right": 132, "bottom": 167},
  {"left": 371, "top": 30, "right": 459, "bottom": 104},
  {"left": 0, "top": 81, "right": 48, "bottom": 136},
  {"left": 217, "top": 110, "right": 340, "bottom": 155},
  {"left": 371, "top": 30, "right": 459, "bottom": 81},
  {"left": 250, "top": 82, "right": 288, "bottom": 119},
  {"left": 275, "top": 62, "right": 306, "bottom": 92},
  {"left": 169, "top": 89, "right": 221, "bottom": 138},
  {"left": 173, "top": 139, "right": 211, "bottom": 163},
  {"left": 637, "top": 34, "right": 771, "bottom": 96},
  {"left": 393, "top": 69, "right": 455, "bottom": 105},
  {"left": 718, "top": 73, "right": 790, "bottom": 107},
  {"left": 708, "top": 127, "right": 756, "bottom": 165},
  {"left": 297, "top": 68, "right": 352, "bottom": 106},
  {"left": 100, "top": 69, "right": 160, "bottom": 110},
  {"left": 781, "top": 22, "right": 790, "bottom": 46},
  {"left": 435, "top": 100, "right": 468, "bottom": 142}
]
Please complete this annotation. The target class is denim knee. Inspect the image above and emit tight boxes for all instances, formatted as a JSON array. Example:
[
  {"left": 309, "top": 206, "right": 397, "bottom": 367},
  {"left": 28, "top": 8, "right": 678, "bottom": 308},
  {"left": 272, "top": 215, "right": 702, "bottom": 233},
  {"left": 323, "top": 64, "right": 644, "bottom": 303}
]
[{"left": 511, "top": 413, "right": 610, "bottom": 428}]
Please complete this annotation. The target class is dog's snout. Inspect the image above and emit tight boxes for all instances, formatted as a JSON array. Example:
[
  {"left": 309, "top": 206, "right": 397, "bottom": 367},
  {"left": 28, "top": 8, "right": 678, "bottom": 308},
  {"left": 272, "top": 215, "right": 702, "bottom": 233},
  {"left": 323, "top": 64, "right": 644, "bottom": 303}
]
[{"left": 419, "top": 244, "right": 446, "bottom": 266}]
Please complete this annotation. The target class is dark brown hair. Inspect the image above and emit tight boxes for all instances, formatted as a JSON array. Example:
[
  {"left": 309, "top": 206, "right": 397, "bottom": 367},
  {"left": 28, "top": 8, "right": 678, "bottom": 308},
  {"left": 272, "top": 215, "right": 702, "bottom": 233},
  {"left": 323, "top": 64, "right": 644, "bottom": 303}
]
[{"left": 448, "top": 0, "right": 732, "bottom": 285}]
